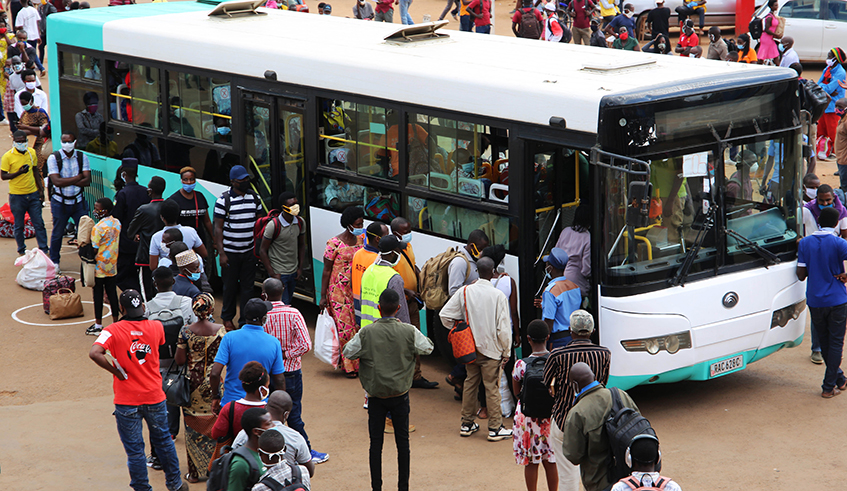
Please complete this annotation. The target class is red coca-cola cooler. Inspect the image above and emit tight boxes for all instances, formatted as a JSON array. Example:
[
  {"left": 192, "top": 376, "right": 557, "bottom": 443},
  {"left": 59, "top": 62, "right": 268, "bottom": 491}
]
[{"left": 736, "top": 0, "right": 756, "bottom": 34}]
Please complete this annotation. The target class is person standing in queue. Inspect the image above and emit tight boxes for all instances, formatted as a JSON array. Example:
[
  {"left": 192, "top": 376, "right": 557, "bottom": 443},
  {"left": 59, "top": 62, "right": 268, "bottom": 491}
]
[
  {"left": 214, "top": 164, "right": 263, "bottom": 330},
  {"left": 46, "top": 131, "right": 90, "bottom": 265},
  {"left": 169, "top": 166, "right": 215, "bottom": 266},
  {"left": 537, "top": 248, "right": 581, "bottom": 349},
  {"left": 113, "top": 158, "right": 150, "bottom": 293},
  {"left": 126, "top": 176, "right": 166, "bottom": 300},
  {"left": 259, "top": 191, "right": 307, "bottom": 306},
  {"left": 2, "top": 129, "right": 48, "bottom": 255}
]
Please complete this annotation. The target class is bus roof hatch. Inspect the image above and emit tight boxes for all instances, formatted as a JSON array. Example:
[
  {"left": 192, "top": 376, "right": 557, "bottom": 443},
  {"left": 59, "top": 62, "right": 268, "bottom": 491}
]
[
  {"left": 208, "top": 0, "right": 266, "bottom": 17},
  {"left": 384, "top": 21, "right": 450, "bottom": 45},
  {"left": 581, "top": 59, "right": 656, "bottom": 74}
]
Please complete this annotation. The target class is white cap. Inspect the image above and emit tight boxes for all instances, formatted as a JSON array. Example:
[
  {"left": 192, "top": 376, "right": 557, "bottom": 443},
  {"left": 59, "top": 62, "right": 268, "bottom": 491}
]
[
  {"left": 544, "top": 2, "right": 556, "bottom": 11},
  {"left": 655, "top": 0, "right": 664, "bottom": 4}
]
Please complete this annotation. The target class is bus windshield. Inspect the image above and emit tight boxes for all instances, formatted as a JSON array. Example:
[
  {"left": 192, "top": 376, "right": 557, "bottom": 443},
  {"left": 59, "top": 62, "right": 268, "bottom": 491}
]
[{"left": 600, "top": 132, "right": 801, "bottom": 288}]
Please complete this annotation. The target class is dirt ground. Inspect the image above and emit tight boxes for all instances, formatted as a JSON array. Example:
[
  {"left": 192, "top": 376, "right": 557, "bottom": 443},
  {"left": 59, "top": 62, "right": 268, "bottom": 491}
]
[{"left": 0, "top": 1, "right": 843, "bottom": 490}]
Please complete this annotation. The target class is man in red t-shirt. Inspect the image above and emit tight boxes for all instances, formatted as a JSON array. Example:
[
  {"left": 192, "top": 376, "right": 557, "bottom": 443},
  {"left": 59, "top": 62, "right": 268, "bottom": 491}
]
[
  {"left": 675, "top": 19, "right": 702, "bottom": 57},
  {"left": 511, "top": 0, "right": 544, "bottom": 39},
  {"left": 568, "top": 0, "right": 595, "bottom": 45},
  {"left": 89, "top": 289, "right": 188, "bottom": 491},
  {"left": 464, "top": 0, "right": 491, "bottom": 34},
  {"left": 374, "top": 0, "right": 395, "bottom": 22}
]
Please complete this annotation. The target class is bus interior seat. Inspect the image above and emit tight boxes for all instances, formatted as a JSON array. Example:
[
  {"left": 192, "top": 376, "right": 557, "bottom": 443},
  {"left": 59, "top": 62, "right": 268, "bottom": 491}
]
[
  {"left": 358, "top": 164, "right": 383, "bottom": 176},
  {"left": 458, "top": 177, "right": 484, "bottom": 198},
  {"left": 408, "top": 174, "right": 428, "bottom": 187},
  {"left": 488, "top": 183, "right": 509, "bottom": 203},
  {"left": 430, "top": 172, "right": 456, "bottom": 193}
]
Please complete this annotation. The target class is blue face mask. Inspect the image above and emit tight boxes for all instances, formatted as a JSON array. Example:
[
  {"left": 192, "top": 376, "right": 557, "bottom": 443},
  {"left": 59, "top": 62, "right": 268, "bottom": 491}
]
[
  {"left": 778, "top": 44, "right": 785, "bottom": 53},
  {"left": 216, "top": 126, "right": 231, "bottom": 136},
  {"left": 399, "top": 232, "right": 412, "bottom": 244},
  {"left": 349, "top": 225, "right": 364, "bottom": 236},
  {"left": 182, "top": 182, "right": 196, "bottom": 193},
  {"left": 821, "top": 203, "right": 835, "bottom": 209},
  {"left": 462, "top": 163, "right": 475, "bottom": 174},
  {"left": 187, "top": 271, "right": 201, "bottom": 281},
  {"left": 22, "top": 103, "right": 32, "bottom": 112}
]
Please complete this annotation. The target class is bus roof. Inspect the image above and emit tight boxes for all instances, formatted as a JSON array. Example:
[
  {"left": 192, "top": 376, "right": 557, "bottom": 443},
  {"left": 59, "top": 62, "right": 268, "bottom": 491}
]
[{"left": 54, "top": 5, "right": 797, "bottom": 133}]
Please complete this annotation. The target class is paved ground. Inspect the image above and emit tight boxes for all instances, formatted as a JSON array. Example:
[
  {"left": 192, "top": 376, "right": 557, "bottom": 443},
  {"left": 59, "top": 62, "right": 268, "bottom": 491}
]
[{"left": 0, "top": 1, "right": 842, "bottom": 490}]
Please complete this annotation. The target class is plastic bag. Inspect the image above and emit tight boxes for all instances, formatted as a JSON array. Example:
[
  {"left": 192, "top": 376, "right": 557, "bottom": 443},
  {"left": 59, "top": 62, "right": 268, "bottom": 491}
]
[
  {"left": 0, "top": 202, "right": 13, "bottom": 223},
  {"left": 817, "top": 135, "right": 832, "bottom": 161},
  {"left": 14, "top": 248, "right": 56, "bottom": 291},
  {"left": 499, "top": 369, "right": 516, "bottom": 418},
  {"left": 314, "top": 309, "right": 339, "bottom": 367}
]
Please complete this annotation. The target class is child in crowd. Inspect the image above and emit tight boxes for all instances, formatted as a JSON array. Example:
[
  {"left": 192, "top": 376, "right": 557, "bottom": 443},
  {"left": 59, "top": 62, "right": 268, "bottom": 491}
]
[
  {"left": 86, "top": 197, "right": 120, "bottom": 336},
  {"left": 512, "top": 320, "right": 558, "bottom": 491}
]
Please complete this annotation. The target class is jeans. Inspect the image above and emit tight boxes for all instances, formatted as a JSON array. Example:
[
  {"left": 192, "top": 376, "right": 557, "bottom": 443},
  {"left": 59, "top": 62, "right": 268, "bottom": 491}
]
[
  {"left": 838, "top": 164, "right": 847, "bottom": 192},
  {"left": 399, "top": 0, "right": 413, "bottom": 24},
  {"left": 9, "top": 192, "right": 48, "bottom": 254},
  {"left": 375, "top": 9, "right": 394, "bottom": 22},
  {"left": 368, "top": 393, "right": 410, "bottom": 491},
  {"left": 50, "top": 198, "right": 87, "bottom": 265},
  {"left": 26, "top": 40, "right": 45, "bottom": 72},
  {"left": 675, "top": 5, "right": 705, "bottom": 28},
  {"left": 221, "top": 251, "right": 257, "bottom": 325},
  {"left": 460, "top": 14, "right": 472, "bottom": 31},
  {"left": 811, "top": 318, "right": 821, "bottom": 352},
  {"left": 113, "top": 401, "right": 184, "bottom": 491},
  {"left": 38, "top": 31, "right": 46, "bottom": 63},
  {"left": 475, "top": 24, "right": 491, "bottom": 34},
  {"left": 280, "top": 272, "right": 297, "bottom": 306},
  {"left": 284, "top": 370, "right": 312, "bottom": 448},
  {"left": 809, "top": 304, "right": 847, "bottom": 392},
  {"left": 93, "top": 276, "right": 119, "bottom": 323}
]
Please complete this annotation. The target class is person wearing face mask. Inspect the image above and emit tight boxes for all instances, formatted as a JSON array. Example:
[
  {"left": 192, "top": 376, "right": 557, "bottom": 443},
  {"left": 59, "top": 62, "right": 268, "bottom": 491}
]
[
  {"left": 542, "top": 311, "right": 611, "bottom": 491},
  {"left": 589, "top": 19, "right": 607, "bottom": 48},
  {"left": 1, "top": 128, "right": 48, "bottom": 254},
  {"left": 260, "top": 192, "right": 307, "bottom": 306},
  {"left": 3, "top": 56, "right": 26, "bottom": 131},
  {"left": 319, "top": 206, "right": 365, "bottom": 375},
  {"left": 46, "top": 131, "right": 90, "bottom": 264},
  {"left": 674, "top": 19, "right": 701, "bottom": 57},
  {"left": 112, "top": 158, "right": 152, "bottom": 292},
  {"left": 86, "top": 197, "right": 121, "bottom": 337},
  {"left": 150, "top": 199, "right": 207, "bottom": 272},
  {"left": 674, "top": 0, "right": 705, "bottom": 33},
  {"left": 7, "top": 28, "right": 43, "bottom": 75},
  {"left": 210, "top": 301, "right": 287, "bottom": 414},
  {"left": 353, "top": 0, "right": 375, "bottom": 20},
  {"left": 735, "top": 32, "right": 757, "bottom": 64},
  {"left": 352, "top": 221, "right": 389, "bottom": 330},
  {"left": 802, "top": 173, "right": 821, "bottom": 204},
  {"left": 778, "top": 36, "right": 799, "bottom": 68},
  {"left": 641, "top": 32, "right": 670, "bottom": 54},
  {"left": 604, "top": 3, "right": 636, "bottom": 39},
  {"left": 172, "top": 246, "right": 202, "bottom": 299},
  {"left": 214, "top": 165, "right": 264, "bottom": 331},
  {"left": 126, "top": 176, "right": 166, "bottom": 300},
  {"left": 15, "top": 89, "right": 47, "bottom": 199},
  {"left": 13, "top": 69, "right": 46, "bottom": 118},
  {"left": 122, "top": 128, "right": 163, "bottom": 169},
  {"left": 169, "top": 166, "right": 214, "bottom": 249},
  {"left": 74, "top": 92, "right": 103, "bottom": 149},
  {"left": 705, "top": 26, "right": 728, "bottom": 60},
  {"left": 252, "top": 428, "right": 313, "bottom": 491},
  {"left": 804, "top": 184, "right": 847, "bottom": 238},
  {"left": 817, "top": 48, "right": 847, "bottom": 157},
  {"left": 537, "top": 248, "right": 581, "bottom": 350},
  {"left": 612, "top": 26, "right": 639, "bottom": 51}
]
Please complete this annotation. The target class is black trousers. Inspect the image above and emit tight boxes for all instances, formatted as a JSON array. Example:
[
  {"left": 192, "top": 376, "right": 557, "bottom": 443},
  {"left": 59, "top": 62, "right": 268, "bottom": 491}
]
[
  {"left": 368, "top": 393, "right": 410, "bottom": 491},
  {"left": 93, "top": 276, "right": 119, "bottom": 322},
  {"left": 115, "top": 252, "right": 140, "bottom": 293},
  {"left": 221, "top": 251, "right": 256, "bottom": 324}
]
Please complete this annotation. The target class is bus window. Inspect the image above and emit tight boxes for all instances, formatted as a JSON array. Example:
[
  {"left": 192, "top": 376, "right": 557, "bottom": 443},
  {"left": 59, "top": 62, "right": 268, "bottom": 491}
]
[
  {"left": 113, "top": 127, "right": 163, "bottom": 169},
  {"left": 60, "top": 52, "right": 100, "bottom": 80},
  {"left": 724, "top": 137, "right": 800, "bottom": 265},
  {"left": 245, "top": 100, "right": 272, "bottom": 197},
  {"left": 317, "top": 99, "right": 397, "bottom": 180},
  {"left": 280, "top": 108, "right": 304, "bottom": 199},
  {"left": 316, "top": 176, "right": 399, "bottom": 220},
  {"left": 167, "top": 71, "right": 231, "bottom": 143},
  {"left": 405, "top": 113, "right": 508, "bottom": 201},
  {"left": 107, "top": 60, "right": 161, "bottom": 129},
  {"left": 59, "top": 79, "right": 105, "bottom": 151},
  {"left": 409, "top": 195, "right": 516, "bottom": 250}
]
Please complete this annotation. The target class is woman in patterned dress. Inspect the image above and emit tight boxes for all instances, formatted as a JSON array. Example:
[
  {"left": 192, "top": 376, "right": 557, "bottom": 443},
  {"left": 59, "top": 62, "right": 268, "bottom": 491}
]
[
  {"left": 318, "top": 206, "right": 364, "bottom": 375},
  {"left": 512, "top": 320, "right": 558, "bottom": 491},
  {"left": 174, "top": 293, "right": 225, "bottom": 482}
]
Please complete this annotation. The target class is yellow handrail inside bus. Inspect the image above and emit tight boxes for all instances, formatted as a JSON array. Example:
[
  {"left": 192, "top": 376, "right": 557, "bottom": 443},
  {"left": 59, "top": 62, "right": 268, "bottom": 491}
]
[
  {"left": 110, "top": 92, "right": 233, "bottom": 120},
  {"left": 319, "top": 133, "right": 396, "bottom": 152},
  {"left": 418, "top": 206, "right": 428, "bottom": 229},
  {"left": 622, "top": 225, "right": 657, "bottom": 261},
  {"left": 247, "top": 155, "right": 272, "bottom": 209},
  {"left": 533, "top": 149, "right": 583, "bottom": 214}
]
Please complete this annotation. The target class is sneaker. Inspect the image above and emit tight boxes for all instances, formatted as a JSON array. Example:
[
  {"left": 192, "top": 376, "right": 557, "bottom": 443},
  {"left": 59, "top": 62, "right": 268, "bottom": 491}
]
[
  {"left": 811, "top": 351, "right": 824, "bottom": 364},
  {"left": 459, "top": 422, "right": 479, "bottom": 437},
  {"left": 85, "top": 324, "right": 102, "bottom": 336},
  {"left": 310, "top": 449, "right": 329, "bottom": 464},
  {"left": 363, "top": 395, "right": 368, "bottom": 410},
  {"left": 385, "top": 418, "right": 415, "bottom": 433},
  {"left": 174, "top": 482, "right": 189, "bottom": 491},
  {"left": 0, "top": 119, "right": 8, "bottom": 125},
  {"left": 412, "top": 376, "right": 439, "bottom": 389},
  {"left": 487, "top": 426, "right": 512, "bottom": 442},
  {"left": 146, "top": 454, "right": 162, "bottom": 470}
]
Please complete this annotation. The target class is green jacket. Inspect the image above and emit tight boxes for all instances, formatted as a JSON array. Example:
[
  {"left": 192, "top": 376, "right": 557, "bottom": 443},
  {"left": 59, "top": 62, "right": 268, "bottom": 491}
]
[
  {"left": 342, "top": 317, "right": 434, "bottom": 398},
  {"left": 562, "top": 384, "right": 639, "bottom": 491}
]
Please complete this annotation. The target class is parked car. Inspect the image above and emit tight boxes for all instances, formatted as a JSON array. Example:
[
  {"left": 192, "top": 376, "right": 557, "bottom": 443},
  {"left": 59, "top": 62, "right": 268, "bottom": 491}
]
[
  {"left": 630, "top": 0, "right": 755, "bottom": 39},
  {"left": 753, "top": 0, "right": 847, "bottom": 62}
]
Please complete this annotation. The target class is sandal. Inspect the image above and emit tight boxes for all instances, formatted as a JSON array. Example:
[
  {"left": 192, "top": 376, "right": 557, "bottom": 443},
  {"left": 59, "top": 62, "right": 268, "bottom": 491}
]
[
  {"left": 185, "top": 473, "right": 199, "bottom": 483},
  {"left": 85, "top": 324, "right": 102, "bottom": 336},
  {"left": 345, "top": 371, "right": 359, "bottom": 379},
  {"left": 67, "top": 238, "right": 78, "bottom": 246}
]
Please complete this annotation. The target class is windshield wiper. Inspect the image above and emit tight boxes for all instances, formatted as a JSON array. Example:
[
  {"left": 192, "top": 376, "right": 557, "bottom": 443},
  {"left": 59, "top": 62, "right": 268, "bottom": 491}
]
[
  {"left": 669, "top": 203, "right": 716, "bottom": 288},
  {"left": 724, "top": 228, "right": 781, "bottom": 266}
]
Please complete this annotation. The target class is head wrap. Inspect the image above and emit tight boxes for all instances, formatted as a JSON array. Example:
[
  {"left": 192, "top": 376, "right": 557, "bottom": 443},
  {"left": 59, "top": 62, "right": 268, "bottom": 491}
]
[
  {"left": 831, "top": 47, "right": 846, "bottom": 65},
  {"left": 192, "top": 292, "right": 215, "bottom": 320},
  {"left": 175, "top": 249, "right": 199, "bottom": 267}
]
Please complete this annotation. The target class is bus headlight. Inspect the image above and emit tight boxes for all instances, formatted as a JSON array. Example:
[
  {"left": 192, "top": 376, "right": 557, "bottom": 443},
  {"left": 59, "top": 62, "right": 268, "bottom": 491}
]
[
  {"left": 620, "top": 332, "right": 692, "bottom": 355},
  {"left": 771, "top": 299, "right": 806, "bottom": 329}
]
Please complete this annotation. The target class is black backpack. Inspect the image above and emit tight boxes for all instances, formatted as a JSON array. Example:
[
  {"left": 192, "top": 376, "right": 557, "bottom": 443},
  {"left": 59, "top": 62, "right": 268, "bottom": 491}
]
[
  {"left": 557, "top": 19, "right": 572, "bottom": 43},
  {"left": 519, "top": 355, "right": 555, "bottom": 419},
  {"left": 800, "top": 78, "right": 830, "bottom": 124},
  {"left": 724, "top": 37, "right": 737, "bottom": 53},
  {"left": 518, "top": 8, "right": 542, "bottom": 39},
  {"left": 257, "top": 463, "right": 307, "bottom": 491},
  {"left": 49, "top": 150, "right": 85, "bottom": 199},
  {"left": 748, "top": 17, "right": 763, "bottom": 40},
  {"left": 604, "top": 387, "right": 658, "bottom": 483},
  {"left": 148, "top": 296, "right": 185, "bottom": 360},
  {"left": 207, "top": 446, "right": 262, "bottom": 491}
]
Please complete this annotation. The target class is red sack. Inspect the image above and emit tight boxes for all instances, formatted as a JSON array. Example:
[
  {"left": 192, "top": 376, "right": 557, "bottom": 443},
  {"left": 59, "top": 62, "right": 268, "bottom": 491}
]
[
  {"left": 0, "top": 217, "right": 35, "bottom": 238},
  {"left": 42, "top": 275, "right": 76, "bottom": 314},
  {"left": 0, "top": 202, "right": 12, "bottom": 223},
  {"left": 447, "top": 288, "right": 477, "bottom": 364}
]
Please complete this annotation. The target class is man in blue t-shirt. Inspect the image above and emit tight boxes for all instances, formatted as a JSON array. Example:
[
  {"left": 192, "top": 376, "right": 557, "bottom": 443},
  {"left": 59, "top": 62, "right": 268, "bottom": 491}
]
[
  {"left": 209, "top": 298, "right": 287, "bottom": 412},
  {"left": 797, "top": 206, "right": 847, "bottom": 398},
  {"left": 604, "top": 3, "right": 636, "bottom": 38},
  {"left": 539, "top": 248, "right": 582, "bottom": 349}
]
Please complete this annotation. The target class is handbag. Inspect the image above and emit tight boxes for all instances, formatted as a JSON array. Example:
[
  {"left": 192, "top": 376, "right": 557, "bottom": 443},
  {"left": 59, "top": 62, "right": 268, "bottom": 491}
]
[
  {"left": 49, "top": 288, "right": 84, "bottom": 320},
  {"left": 447, "top": 288, "right": 477, "bottom": 364},
  {"left": 161, "top": 361, "right": 191, "bottom": 408}
]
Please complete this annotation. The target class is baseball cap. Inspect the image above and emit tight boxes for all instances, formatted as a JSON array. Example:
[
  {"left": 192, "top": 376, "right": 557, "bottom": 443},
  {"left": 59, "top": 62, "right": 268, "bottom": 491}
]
[
  {"left": 655, "top": 0, "right": 664, "bottom": 4},
  {"left": 322, "top": 3, "right": 332, "bottom": 12},
  {"left": 119, "top": 289, "right": 145, "bottom": 317},
  {"left": 243, "top": 298, "right": 273, "bottom": 321},
  {"left": 543, "top": 2, "right": 555, "bottom": 11},
  {"left": 542, "top": 248, "right": 569, "bottom": 270},
  {"left": 229, "top": 165, "right": 249, "bottom": 180},
  {"left": 629, "top": 434, "right": 660, "bottom": 464},
  {"left": 569, "top": 309, "right": 595, "bottom": 334},
  {"left": 379, "top": 235, "right": 401, "bottom": 253}
]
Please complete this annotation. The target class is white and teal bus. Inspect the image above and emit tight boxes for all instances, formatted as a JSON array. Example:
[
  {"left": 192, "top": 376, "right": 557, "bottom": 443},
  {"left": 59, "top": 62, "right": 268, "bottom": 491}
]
[{"left": 48, "top": 1, "right": 807, "bottom": 389}]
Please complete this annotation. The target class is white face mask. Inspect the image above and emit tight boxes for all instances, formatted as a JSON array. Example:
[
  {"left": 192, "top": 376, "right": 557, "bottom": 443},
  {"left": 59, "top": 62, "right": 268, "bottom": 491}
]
[
  {"left": 283, "top": 203, "right": 300, "bottom": 217},
  {"left": 382, "top": 252, "right": 401, "bottom": 267},
  {"left": 14, "top": 141, "right": 27, "bottom": 152},
  {"left": 25, "top": 81, "right": 37, "bottom": 90},
  {"left": 827, "top": 58, "right": 837, "bottom": 67},
  {"left": 624, "top": 10, "right": 633, "bottom": 17},
  {"left": 259, "top": 385, "right": 270, "bottom": 399},
  {"left": 61, "top": 141, "right": 76, "bottom": 153},
  {"left": 806, "top": 187, "right": 818, "bottom": 199}
]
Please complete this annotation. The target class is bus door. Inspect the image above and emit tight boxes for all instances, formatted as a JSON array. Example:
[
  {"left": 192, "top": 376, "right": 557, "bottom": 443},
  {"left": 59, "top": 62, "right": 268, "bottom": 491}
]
[
  {"left": 526, "top": 140, "right": 586, "bottom": 300},
  {"left": 242, "top": 91, "right": 314, "bottom": 299}
]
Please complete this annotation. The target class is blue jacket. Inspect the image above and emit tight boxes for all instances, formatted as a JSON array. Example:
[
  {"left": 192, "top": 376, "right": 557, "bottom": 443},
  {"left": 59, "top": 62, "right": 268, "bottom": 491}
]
[{"left": 818, "top": 63, "right": 846, "bottom": 114}]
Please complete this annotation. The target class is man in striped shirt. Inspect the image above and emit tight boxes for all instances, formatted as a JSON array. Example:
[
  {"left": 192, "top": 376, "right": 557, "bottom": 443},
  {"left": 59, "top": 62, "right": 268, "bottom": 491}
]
[
  {"left": 213, "top": 165, "right": 263, "bottom": 330},
  {"left": 542, "top": 310, "right": 611, "bottom": 491},
  {"left": 261, "top": 278, "right": 329, "bottom": 464}
]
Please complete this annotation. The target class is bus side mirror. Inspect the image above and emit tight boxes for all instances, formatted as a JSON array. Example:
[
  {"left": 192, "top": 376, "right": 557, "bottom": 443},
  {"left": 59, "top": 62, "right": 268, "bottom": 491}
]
[{"left": 626, "top": 181, "right": 653, "bottom": 228}]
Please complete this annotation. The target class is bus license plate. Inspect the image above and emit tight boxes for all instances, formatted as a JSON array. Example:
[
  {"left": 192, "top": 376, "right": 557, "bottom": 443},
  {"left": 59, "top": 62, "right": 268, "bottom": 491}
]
[{"left": 709, "top": 355, "right": 744, "bottom": 378}]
